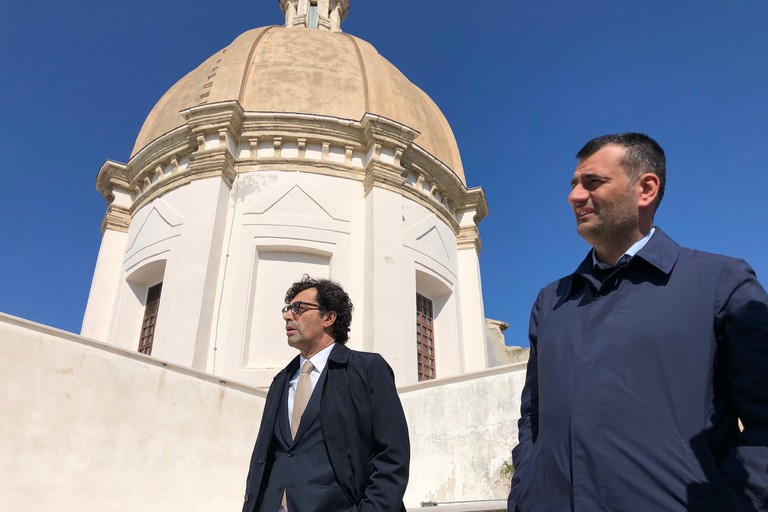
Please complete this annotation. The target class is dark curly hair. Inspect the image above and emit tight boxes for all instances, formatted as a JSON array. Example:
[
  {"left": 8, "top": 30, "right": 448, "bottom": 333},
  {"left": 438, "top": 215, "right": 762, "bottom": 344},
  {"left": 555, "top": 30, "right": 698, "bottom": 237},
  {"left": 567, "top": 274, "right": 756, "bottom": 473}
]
[{"left": 284, "top": 275, "right": 354, "bottom": 344}]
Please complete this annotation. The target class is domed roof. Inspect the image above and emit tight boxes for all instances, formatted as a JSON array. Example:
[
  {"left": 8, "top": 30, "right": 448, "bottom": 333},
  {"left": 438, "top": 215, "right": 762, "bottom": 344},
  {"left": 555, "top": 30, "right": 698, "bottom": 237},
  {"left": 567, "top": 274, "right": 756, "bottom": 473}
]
[{"left": 132, "top": 26, "right": 466, "bottom": 184}]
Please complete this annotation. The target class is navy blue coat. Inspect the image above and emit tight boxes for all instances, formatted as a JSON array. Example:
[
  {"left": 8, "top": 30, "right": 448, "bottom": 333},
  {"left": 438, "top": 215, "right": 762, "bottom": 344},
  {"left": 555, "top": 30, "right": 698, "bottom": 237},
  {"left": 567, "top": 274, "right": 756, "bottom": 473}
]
[
  {"left": 510, "top": 229, "right": 768, "bottom": 511},
  {"left": 243, "top": 343, "right": 410, "bottom": 512}
]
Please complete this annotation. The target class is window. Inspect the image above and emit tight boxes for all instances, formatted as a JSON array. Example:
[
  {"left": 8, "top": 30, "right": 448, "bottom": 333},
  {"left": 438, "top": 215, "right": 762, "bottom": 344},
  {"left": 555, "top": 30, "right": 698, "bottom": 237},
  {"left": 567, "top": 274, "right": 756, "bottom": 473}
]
[
  {"left": 416, "top": 293, "right": 436, "bottom": 381},
  {"left": 138, "top": 283, "right": 162, "bottom": 355},
  {"left": 308, "top": 1, "right": 318, "bottom": 28}
]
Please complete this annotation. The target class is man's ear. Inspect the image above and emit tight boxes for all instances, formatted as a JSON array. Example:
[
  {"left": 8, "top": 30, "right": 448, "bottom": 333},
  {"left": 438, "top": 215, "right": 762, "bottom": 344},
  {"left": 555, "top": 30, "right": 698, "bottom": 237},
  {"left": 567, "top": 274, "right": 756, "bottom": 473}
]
[
  {"left": 637, "top": 173, "right": 660, "bottom": 208},
  {"left": 322, "top": 310, "right": 337, "bottom": 328}
]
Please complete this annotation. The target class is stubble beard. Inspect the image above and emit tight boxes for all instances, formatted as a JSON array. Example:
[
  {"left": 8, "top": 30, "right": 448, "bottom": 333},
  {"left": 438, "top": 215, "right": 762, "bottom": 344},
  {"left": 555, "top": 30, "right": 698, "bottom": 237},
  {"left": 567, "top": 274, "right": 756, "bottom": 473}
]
[{"left": 576, "top": 194, "right": 639, "bottom": 257}]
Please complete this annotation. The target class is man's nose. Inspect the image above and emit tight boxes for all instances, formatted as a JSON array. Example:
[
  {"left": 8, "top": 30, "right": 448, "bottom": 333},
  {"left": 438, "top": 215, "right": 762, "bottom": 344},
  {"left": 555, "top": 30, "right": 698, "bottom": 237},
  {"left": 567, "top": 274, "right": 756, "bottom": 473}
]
[{"left": 569, "top": 183, "right": 588, "bottom": 205}]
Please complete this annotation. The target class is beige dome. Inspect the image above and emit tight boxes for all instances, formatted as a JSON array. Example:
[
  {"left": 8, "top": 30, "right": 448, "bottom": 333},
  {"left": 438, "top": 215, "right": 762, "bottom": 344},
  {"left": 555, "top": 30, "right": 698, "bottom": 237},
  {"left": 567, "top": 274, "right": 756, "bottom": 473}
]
[{"left": 132, "top": 26, "right": 465, "bottom": 184}]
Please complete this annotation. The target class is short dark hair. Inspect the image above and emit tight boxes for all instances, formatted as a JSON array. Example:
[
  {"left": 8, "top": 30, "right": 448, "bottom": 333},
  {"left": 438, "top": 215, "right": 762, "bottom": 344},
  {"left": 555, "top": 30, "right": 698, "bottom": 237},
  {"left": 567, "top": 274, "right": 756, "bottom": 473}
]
[
  {"left": 284, "top": 275, "right": 354, "bottom": 344},
  {"left": 576, "top": 133, "right": 666, "bottom": 208}
]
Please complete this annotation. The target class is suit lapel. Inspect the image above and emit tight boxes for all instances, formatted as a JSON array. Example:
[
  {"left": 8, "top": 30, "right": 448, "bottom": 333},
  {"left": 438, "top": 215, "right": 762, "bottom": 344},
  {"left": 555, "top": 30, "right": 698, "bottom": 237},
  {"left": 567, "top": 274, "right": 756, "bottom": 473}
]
[
  {"left": 276, "top": 372, "right": 293, "bottom": 445},
  {"left": 274, "top": 356, "right": 300, "bottom": 446}
]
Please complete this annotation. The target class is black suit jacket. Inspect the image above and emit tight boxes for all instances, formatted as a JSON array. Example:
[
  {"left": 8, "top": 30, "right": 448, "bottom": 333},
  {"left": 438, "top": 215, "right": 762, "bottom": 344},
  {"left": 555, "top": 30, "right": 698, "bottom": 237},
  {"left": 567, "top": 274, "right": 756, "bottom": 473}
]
[{"left": 243, "top": 343, "right": 410, "bottom": 512}]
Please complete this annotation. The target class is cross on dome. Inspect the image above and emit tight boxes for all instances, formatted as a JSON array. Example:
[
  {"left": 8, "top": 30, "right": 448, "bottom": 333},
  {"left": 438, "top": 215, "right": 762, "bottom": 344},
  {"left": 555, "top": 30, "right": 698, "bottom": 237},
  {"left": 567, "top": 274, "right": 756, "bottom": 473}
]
[{"left": 280, "top": 0, "right": 349, "bottom": 32}]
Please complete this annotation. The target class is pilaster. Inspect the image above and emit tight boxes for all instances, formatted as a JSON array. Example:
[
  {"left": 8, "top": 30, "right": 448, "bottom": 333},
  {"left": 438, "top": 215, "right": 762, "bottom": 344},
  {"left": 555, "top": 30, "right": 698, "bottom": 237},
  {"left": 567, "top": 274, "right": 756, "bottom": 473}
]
[
  {"left": 81, "top": 228, "right": 129, "bottom": 342},
  {"left": 455, "top": 207, "right": 489, "bottom": 372}
]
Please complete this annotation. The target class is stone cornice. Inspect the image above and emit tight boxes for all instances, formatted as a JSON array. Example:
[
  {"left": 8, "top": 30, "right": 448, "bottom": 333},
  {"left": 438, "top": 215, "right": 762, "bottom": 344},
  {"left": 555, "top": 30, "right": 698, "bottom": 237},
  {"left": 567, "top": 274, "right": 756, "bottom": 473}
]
[
  {"left": 243, "top": 111, "right": 360, "bottom": 144},
  {"left": 95, "top": 101, "right": 487, "bottom": 239},
  {"left": 126, "top": 126, "right": 192, "bottom": 180},
  {"left": 100, "top": 204, "right": 131, "bottom": 233},
  {"left": 405, "top": 144, "right": 466, "bottom": 198},
  {"left": 459, "top": 187, "right": 490, "bottom": 225},
  {"left": 96, "top": 160, "right": 130, "bottom": 201},
  {"left": 457, "top": 224, "right": 482, "bottom": 253},
  {"left": 360, "top": 113, "right": 420, "bottom": 150},
  {"left": 181, "top": 100, "right": 245, "bottom": 148},
  {"left": 454, "top": 188, "right": 488, "bottom": 253},
  {"left": 363, "top": 160, "right": 408, "bottom": 196}
]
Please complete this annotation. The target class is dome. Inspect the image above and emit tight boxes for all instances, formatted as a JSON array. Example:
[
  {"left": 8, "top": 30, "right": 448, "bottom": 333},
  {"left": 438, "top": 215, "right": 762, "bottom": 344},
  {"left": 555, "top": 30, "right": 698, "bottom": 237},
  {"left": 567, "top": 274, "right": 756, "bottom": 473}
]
[{"left": 132, "top": 26, "right": 466, "bottom": 184}]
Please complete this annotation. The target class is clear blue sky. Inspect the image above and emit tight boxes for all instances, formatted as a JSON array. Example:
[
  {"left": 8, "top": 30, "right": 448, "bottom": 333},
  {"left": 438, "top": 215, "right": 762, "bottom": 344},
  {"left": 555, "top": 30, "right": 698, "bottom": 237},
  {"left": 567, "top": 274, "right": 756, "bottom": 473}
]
[{"left": 2, "top": 1, "right": 767, "bottom": 347}]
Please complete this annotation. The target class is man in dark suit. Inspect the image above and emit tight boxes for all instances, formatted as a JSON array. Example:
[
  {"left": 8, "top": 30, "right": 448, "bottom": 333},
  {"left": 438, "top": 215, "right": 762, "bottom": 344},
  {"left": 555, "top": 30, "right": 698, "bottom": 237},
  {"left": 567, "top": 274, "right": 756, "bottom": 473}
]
[
  {"left": 243, "top": 275, "right": 410, "bottom": 512},
  {"left": 509, "top": 133, "right": 768, "bottom": 511}
]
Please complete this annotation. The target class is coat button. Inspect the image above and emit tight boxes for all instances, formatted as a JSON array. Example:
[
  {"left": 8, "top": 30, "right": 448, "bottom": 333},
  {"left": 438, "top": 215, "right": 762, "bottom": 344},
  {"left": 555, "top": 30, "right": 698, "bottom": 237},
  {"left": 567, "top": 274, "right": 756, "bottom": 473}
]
[
  {"left": 287, "top": 453, "right": 294, "bottom": 458},
  {"left": 258, "top": 457, "right": 265, "bottom": 464},
  {"left": 277, "top": 485, "right": 284, "bottom": 493},
  {"left": 244, "top": 494, "right": 249, "bottom": 503}
]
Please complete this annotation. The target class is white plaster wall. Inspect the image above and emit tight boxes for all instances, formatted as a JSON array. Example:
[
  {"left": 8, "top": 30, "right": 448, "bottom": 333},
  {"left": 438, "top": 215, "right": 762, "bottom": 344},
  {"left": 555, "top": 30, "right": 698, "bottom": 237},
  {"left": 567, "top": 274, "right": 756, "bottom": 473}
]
[
  {"left": 152, "top": 178, "right": 231, "bottom": 367},
  {"left": 402, "top": 198, "right": 463, "bottom": 381},
  {"left": 402, "top": 200, "right": 458, "bottom": 279},
  {"left": 109, "top": 199, "right": 182, "bottom": 351},
  {"left": 82, "top": 228, "right": 129, "bottom": 341},
  {"left": 103, "top": 177, "right": 231, "bottom": 367},
  {"left": 86, "top": 168, "right": 489, "bottom": 391},
  {"left": 212, "top": 170, "right": 364, "bottom": 387},
  {"left": 455, "top": 212, "right": 488, "bottom": 373},
  {"left": 0, "top": 313, "right": 265, "bottom": 512},
  {"left": 400, "top": 364, "right": 528, "bottom": 507},
  {"left": 364, "top": 185, "right": 412, "bottom": 379},
  {"left": 2, "top": 312, "right": 527, "bottom": 511},
  {"left": 242, "top": 249, "right": 332, "bottom": 368},
  {"left": 456, "top": 247, "right": 488, "bottom": 371}
]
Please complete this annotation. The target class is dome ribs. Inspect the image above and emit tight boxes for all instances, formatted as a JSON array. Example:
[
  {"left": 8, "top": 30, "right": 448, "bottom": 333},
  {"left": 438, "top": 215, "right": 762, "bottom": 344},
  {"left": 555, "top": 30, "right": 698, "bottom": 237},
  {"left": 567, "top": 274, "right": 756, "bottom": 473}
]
[
  {"left": 130, "top": 28, "right": 464, "bottom": 183},
  {"left": 237, "top": 27, "right": 275, "bottom": 106},
  {"left": 198, "top": 53, "right": 222, "bottom": 105},
  {"left": 346, "top": 33, "right": 370, "bottom": 114}
]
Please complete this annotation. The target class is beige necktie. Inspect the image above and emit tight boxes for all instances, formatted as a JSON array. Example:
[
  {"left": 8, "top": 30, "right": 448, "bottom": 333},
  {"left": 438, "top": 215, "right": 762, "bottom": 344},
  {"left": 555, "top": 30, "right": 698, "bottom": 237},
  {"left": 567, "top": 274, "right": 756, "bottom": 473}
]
[
  {"left": 291, "top": 360, "right": 314, "bottom": 439},
  {"left": 283, "top": 360, "right": 314, "bottom": 512}
]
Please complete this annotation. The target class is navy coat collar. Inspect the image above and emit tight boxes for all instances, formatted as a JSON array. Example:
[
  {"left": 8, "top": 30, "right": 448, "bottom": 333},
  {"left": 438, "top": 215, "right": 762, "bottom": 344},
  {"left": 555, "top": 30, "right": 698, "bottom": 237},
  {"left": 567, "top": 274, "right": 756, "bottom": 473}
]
[
  {"left": 328, "top": 342, "right": 350, "bottom": 365},
  {"left": 567, "top": 227, "right": 680, "bottom": 296},
  {"left": 274, "top": 342, "right": 349, "bottom": 381}
]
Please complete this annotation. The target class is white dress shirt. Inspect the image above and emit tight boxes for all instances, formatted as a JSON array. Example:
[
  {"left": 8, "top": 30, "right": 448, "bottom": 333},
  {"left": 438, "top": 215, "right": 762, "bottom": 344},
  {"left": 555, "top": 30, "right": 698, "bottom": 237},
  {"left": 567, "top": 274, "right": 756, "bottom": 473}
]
[
  {"left": 592, "top": 227, "right": 656, "bottom": 270},
  {"left": 287, "top": 342, "right": 335, "bottom": 426}
]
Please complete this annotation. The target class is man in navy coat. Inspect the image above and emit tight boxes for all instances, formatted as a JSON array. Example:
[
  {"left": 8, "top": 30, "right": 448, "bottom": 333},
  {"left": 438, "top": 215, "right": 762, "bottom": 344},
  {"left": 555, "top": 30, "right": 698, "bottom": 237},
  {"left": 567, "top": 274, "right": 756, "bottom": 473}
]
[
  {"left": 243, "top": 276, "right": 410, "bottom": 512},
  {"left": 509, "top": 133, "right": 768, "bottom": 511}
]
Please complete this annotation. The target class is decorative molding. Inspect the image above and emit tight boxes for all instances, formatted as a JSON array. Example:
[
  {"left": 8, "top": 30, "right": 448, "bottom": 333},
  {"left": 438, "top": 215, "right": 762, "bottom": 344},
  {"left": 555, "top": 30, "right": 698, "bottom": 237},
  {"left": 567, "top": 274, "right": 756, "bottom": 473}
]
[
  {"left": 101, "top": 205, "right": 131, "bottom": 233},
  {"left": 404, "top": 216, "right": 453, "bottom": 272},
  {"left": 95, "top": 101, "right": 486, "bottom": 239},
  {"left": 363, "top": 161, "right": 407, "bottom": 196},
  {"left": 458, "top": 187, "right": 490, "bottom": 225},
  {"left": 242, "top": 174, "right": 351, "bottom": 224},
  {"left": 97, "top": 160, "right": 130, "bottom": 200},
  {"left": 457, "top": 224, "right": 482, "bottom": 253},
  {"left": 360, "top": 112, "right": 420, "bottom": 150}
]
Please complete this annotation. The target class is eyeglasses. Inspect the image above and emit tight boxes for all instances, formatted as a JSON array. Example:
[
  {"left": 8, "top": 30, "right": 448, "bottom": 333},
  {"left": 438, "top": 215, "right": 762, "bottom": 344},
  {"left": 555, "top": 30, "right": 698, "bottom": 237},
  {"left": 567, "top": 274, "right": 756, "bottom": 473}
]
[{"left": 281, "top": 301, "right": 322, "bottom": 316}]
